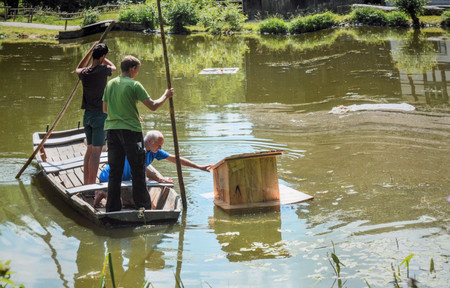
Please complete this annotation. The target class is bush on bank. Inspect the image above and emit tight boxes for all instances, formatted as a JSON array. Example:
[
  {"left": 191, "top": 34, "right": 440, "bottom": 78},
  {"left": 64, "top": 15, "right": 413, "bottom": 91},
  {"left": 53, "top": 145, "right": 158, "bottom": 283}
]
[
  {"left": 442, "top": 10, "right": 450, "bottom": 26},
  {"left": 118, "top": 3, "right": 158, "bottom": 30},
  {"left": 259, "top": 17, "right": 288, "bottom": 34},
  {"left": 289, "top": 11, "right": 336, "bottom": 34},
  {"left": 259, "top": 7, "right": 429, "bottom": 35}
]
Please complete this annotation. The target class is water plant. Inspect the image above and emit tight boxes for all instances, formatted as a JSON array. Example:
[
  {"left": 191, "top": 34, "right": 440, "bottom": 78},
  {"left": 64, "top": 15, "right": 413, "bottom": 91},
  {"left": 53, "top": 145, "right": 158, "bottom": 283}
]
[
  {"left": 0, "top": 260, "right": 24, "bottom": 288},
  {"left": 99, "top": 252, "right": 116, "bottom": 288},
  {"left": 328, "top": 241, "right": 346, "bottom": 288}
]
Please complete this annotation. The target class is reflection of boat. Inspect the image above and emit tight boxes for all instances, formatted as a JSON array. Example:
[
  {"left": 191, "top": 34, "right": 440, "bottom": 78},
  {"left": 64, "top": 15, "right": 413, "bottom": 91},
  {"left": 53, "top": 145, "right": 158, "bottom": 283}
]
[{"left": 32, "top": 127, "right": 182, "bottom": 227}]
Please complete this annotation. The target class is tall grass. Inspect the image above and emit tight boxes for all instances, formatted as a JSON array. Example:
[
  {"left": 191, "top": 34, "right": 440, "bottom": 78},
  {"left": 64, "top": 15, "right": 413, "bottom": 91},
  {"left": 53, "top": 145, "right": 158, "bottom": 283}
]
[
  {"left": 259, "top": 17, "right": 288, "bottom": 34},
  {"left": 289, "top": 11, "right": 336, "bottom": 34},
  {"left": 351, "top": 7, "right": 388, "bottom": 26}
]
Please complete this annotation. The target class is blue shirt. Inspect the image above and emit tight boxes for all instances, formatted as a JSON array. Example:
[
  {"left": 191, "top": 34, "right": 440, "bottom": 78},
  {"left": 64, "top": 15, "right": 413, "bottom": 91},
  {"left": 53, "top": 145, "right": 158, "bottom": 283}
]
[{"left": 99, "top": 149, "right": 169, "bottom": 182}]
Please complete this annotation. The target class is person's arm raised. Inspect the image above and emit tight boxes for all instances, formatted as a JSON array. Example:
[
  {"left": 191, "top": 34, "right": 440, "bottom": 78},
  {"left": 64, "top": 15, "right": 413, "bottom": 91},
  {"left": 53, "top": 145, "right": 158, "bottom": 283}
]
[
  {"left": 102, "top": 57, "right": 117, "bottom": 73},
  {"left": 76, "top": 42, "right": 96, "bottom": 74},
  {"left": 141, "top": 88, "right": 174, "bottom": 111}
]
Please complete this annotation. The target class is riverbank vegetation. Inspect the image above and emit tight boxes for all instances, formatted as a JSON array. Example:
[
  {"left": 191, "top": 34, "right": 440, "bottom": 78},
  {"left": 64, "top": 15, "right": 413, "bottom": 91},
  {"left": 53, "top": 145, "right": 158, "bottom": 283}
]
[{"left": 1, "top": 0, "right": 450, "bottom": 39}]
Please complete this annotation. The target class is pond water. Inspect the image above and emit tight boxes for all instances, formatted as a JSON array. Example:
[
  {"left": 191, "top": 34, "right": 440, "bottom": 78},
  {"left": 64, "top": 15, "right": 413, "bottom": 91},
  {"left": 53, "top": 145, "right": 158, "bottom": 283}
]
[{"left": 0, "top": 27, "right": 449, "bottom": 287}]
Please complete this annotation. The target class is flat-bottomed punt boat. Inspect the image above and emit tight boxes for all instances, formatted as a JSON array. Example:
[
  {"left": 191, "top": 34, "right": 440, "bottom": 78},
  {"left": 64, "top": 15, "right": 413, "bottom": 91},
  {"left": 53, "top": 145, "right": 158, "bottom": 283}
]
[{"left": 32, "top": 127, "right": 182, "bottom": 227}]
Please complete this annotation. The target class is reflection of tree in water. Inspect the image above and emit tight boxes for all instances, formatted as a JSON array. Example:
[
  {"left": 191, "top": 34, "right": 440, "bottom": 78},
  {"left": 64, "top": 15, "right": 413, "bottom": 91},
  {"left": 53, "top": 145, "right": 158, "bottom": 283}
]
[
  {"left": 392, "top": 30, "right": 437, "bottom": 74},
  {"left": 108, "top": 33, "right": 247, "bottom": 108},
  {"left": 209, "top": 207, "right": 289, "bottom": 261}
]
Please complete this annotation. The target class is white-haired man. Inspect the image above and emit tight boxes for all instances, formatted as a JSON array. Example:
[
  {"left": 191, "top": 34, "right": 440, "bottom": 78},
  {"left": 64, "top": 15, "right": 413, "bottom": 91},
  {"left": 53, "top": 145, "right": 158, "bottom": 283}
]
[{"left": 95, "top": 130, "right": 211, "bottom": 207}]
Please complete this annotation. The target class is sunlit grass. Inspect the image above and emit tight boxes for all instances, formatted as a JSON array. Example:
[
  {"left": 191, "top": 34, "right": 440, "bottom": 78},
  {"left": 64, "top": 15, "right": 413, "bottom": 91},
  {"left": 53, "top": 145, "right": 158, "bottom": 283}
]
[{"left": 0, "top": 25, "right": 58, "bottom": 39}]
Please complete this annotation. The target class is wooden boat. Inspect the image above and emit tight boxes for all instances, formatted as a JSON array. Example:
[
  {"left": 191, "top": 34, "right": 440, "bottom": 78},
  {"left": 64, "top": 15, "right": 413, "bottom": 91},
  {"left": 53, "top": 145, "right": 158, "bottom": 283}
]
[{"left": 32, "top": 127, "right": 182, "bottom": 227}]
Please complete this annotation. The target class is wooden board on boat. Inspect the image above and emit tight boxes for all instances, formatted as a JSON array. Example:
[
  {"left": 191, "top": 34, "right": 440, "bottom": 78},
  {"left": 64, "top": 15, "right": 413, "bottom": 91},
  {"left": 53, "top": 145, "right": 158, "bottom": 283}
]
[{"left": 33, "top": 127, "right": 182, "bottom": 227}]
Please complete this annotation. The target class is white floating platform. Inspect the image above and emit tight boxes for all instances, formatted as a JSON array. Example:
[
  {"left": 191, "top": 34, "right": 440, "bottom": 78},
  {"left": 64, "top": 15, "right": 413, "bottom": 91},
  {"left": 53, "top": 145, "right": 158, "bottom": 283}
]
[
  {"left": 200, "top": 183, "right": 313, "bottom": 210},
  {"left": 199, "top": 68, "right": 239, "bottom": 74},
  {"left": 329, "top": 103, "right": 415, "bottom": 114}
]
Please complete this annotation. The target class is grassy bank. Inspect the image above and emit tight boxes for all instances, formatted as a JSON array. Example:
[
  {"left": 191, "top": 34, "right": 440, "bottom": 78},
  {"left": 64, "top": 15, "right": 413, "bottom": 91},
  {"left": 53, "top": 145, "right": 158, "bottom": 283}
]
[
  {"left": 0, "top": 25, "right": 59, "bottom": 39},
  {"left": 0, "top": 15, "right": 446, "bottom": 40}
]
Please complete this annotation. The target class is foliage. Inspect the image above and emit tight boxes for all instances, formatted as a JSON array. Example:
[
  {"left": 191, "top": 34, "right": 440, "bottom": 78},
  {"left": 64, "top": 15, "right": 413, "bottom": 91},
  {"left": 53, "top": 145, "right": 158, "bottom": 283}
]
[
  {"left": 0, "top": 260, "right": 24, "bottom": 288},
  {"left": 259, "top": 17, "right": 288, "bottom": 34},
  {"left": 387, "top": 0, "right": 429, "bottom": 27},
  {"left": 351, "top": 7, "right": 387, "bottom": 26},
  {"left": 441, "top": 10, "right": 450, "bottom": 26},
  {"left": 328, "top": 242, "right": 346, "bottom": 288},
  {"left": 165, "top": 0, "right": 198, "bottom": 34},
  {"left": 20, "top": 0, "right": 144, "bottom": 12},
  {"left": 198, "top": 1, "right": 247, "bottom": 34},
  {"left": 118, "top": 3, "right": 157, "bottom": 29},
  {"left": 82, "top": 8, "right": 100, "bottom": 26},
  {"left": 385, "top": 11, "right": 409, "bottom": 27},
  {"left": 289, "top": 11, "right": 336, "bottom": 34}
]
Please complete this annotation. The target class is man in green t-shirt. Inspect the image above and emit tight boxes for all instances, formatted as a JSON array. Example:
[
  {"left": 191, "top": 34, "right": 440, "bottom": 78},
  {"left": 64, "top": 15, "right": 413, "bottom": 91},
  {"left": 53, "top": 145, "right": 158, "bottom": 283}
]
[{"left": 102, "top": 55, "right": 173, "bottom": 212}]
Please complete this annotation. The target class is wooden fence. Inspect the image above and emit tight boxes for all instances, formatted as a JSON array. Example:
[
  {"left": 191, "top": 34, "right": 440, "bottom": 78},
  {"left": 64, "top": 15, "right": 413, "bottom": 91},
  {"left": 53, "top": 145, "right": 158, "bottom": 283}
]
[{"left": 0, "top": 4, "right": 121, "bottom": 29}]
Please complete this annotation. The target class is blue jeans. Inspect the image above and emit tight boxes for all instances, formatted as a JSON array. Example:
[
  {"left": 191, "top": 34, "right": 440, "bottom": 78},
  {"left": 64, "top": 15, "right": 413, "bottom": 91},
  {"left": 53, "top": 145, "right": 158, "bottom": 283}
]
[{"left": 105, "top": 129, "right": 150, "bottom": 212}]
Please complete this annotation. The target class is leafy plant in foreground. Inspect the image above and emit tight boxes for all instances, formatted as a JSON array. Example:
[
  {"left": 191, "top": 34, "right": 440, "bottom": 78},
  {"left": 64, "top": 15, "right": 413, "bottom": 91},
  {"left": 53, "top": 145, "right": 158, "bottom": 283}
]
[
  {"left": 328, "top": 241, "right": 346, "bottom": 288},
  {"left": 0, "top": 260, "right": 24, "bottom": 288}
]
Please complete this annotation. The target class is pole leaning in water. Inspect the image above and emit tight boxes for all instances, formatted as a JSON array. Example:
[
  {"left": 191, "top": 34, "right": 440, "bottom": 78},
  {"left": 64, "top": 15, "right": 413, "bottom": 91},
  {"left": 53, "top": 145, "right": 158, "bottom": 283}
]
[
  {"left": 15, "top": 21, "right": 116, "bottom": 179},
  {"left": 156, "top": 0, "right": 187, "bottom": 209}
]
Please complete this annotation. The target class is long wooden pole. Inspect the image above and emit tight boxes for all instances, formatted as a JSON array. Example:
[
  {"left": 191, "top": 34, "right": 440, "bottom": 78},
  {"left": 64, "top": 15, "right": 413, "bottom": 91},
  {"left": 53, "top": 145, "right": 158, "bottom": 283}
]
[
  {"left": 156, "top": 0, "right": 187, "bottom": 209},
  {"left": 15, "top": 21, "right": 116, "bottom": 179}
]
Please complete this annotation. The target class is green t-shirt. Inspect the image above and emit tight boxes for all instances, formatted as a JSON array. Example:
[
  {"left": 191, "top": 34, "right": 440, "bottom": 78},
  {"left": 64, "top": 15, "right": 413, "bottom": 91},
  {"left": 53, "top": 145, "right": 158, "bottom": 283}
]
[{"left": 103, "top": 76, "right": 149, "bottom": 132}]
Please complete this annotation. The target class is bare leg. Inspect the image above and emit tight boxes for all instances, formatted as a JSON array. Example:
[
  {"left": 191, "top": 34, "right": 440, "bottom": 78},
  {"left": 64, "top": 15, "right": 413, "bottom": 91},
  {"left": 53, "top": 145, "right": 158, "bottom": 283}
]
[
  {"left": 83, "top": 145, "right": 93, "bottom": 185},
  {"left": 84, "top": 145, "right": 104, "bottom": 184}
]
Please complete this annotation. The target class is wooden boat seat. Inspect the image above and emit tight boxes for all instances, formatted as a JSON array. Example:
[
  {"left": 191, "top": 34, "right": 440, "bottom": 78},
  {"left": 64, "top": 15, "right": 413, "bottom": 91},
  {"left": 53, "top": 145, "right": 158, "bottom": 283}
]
[
  {"left": 34, "top": 133, "right": 86, "bottom": 146},
  {"left": 41, "top": 152, "right": 108, "bottom": 173},
  {"left": 66, "top": 180, "right": 174, "bottom": 196}
]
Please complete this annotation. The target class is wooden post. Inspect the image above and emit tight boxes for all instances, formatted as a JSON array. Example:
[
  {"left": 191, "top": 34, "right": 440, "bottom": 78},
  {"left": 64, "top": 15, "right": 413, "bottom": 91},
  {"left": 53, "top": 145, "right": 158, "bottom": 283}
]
[{"left": 156, "top": 0, "right": 188, "bottom": 209}]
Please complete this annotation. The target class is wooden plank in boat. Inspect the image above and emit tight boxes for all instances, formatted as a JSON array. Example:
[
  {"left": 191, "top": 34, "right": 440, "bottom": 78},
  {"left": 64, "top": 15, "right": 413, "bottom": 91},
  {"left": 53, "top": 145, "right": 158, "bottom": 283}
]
[
  {"left": 73, "top": 167, "right": 84, "bottom": 185},
  {"left": 56, "top": 145, "right": 73, "bottom": 161},
  {"left": 66, "top": 170, "right": 83, "bottom": 187},
  {"left": 33, "top": 133, "right": 86, "bottom": 146},
  {"left": 41, "top": 154, "right": 108, "bottom": 173},
  {"left": 66, "top": 180, "right": 174, "bottom": 195},
  {"left": 41, "top": 152, "right": 108, "bottom": 167}
]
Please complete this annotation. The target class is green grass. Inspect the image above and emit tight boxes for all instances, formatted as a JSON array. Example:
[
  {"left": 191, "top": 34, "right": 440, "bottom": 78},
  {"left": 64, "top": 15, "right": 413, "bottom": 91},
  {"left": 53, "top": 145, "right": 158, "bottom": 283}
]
[
  {"left": 0, "top": 9, "right": 448, "bottom": 40},
  {"left": 0, "top": 25, "right": 59, "bottom": 39}
]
